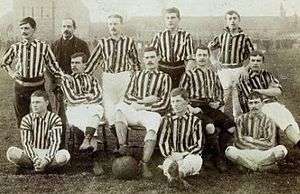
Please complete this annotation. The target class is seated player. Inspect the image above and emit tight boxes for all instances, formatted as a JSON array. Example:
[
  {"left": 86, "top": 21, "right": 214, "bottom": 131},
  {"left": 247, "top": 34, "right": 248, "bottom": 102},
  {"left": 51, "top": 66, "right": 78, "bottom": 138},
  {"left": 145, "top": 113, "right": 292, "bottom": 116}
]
[
  {"left": 158, "top": 88, "right": 203, "bottom": 190},
  {"left": 61, "top": 52, "right": 104, "bottom": 152},
  {"left": 6, "top": 90, "right": 70, "bottom": 173},
  {"left": 225, "top": 92, "right": 287, "bottom": 171},
  {"left": 179, "top": 45, "right": 236, "bottom": 171},
  {"left": 114, "top": 46, "right": 172, "bottom": 178},
  {"left": 237, "top": 51, "right": 300, "bottom": 149}
]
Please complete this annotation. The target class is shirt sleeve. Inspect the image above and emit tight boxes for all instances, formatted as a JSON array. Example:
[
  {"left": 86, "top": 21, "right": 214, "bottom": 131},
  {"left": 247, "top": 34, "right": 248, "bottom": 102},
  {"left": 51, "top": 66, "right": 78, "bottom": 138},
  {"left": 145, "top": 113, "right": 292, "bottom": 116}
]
[
  {"left": 45, "top": 115, "right": 62, "bottom": 162},
  {"left": 84, "top": 41, "right": 103, "bottom": 74},
  {"left": 20, "top": 116, "right": 38, "bottom": 163},
  {"left": 243, "top": 35, "right": 254, "bottom": 61},
  {"left": 184, "top": 33, "right": 194, "bottom": 60},
  {"left": 124, "top": 72, "right": 141, "bottom": 104},
  {"left": 1, "top": 45, "right": 16, "bottom": 72},
  {"left": 44, "top": 44, "right": 63, "bottom": 76},
  {"left": 214, "top": 72, "right": 225, "bottom": 105},
  {"left": 158, "top": 117, "right": 172, "bottom": 157},
  {"left": 264, "top": 71, "right": 282, "bottom": 91},
  {"left": 88, "top": 76, "right": 103, "bottom": 104},
  {"left": 208, "top": 35, "right": 221, "bottom": 50},
  {"left": 149, "top": 75, "right": 172, "bottom": 112},
  {"left": 128, "top": 40, "right": 141, "bottom": 71},
  {"left": 179, "top": 72, "right": 191, "bottom": 94},
  {"left": 61, "top": 77, "right": 87, "bottom": 104},
  {"left": 188, "top": 119, "right": 203, "bottom": 154}
]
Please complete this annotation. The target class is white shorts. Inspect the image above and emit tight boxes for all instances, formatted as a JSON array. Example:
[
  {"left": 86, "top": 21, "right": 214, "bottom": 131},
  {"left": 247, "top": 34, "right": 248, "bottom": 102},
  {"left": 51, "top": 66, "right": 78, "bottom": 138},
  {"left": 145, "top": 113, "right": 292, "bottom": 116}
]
[
  {"left": 159, "top": 153, "right": 203, "bottom": 179},
  {"left": 102, "top": 71, "right": 131, "bottom": 124},
  {"left": 225, "top": 145, "right": 287, "bottom": 167},
  {"left": 66, "top": 103, "right": 104, "bottom": 133},
  {"left": 262, "top": 102, "right": 299, "bottom": 132},
  {"left": 218, "top": 66, "right": 245, "bottom": 90},
  {"left": 115, "top": 102, "right": 162, "bottom": 140}
]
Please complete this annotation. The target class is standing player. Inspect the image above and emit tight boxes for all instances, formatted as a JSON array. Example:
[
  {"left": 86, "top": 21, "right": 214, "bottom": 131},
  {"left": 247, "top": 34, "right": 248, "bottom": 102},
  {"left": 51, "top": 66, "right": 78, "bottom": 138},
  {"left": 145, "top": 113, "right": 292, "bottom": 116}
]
[
  {"left": 208, "top": 10, "right": 254, "bottom": 118},
  {"left": 61, "top": 52, "right": 103, "bottom": 153},
  {"left": 180, "top": 45, "right": 236, "bottom": 172},
  {"left": 225, "top": 93, "right": 287, "bottom": 171},
  {"left": 6, "top": 91, "right": 70, "bottom": 173},
  {"left": 1, "top": 17, "right": 65, "bottom": 126},
  {"left": 114, "top": 46, "right": 172, "bottom": 178},
  {"left": 48, "top": 18, "right": 90, "bottom": 147},
  {"left": 158, "top": 88, "right": 203, "bottom": 190},
  {"left": 84, "top": 14, "right": 140, "bottom": 126},
  {"left": 151, "top": 7, "right": 194, "bottom": 88},
  {"left": 237, "top": 51, "right": 300, "bottom": 150}
]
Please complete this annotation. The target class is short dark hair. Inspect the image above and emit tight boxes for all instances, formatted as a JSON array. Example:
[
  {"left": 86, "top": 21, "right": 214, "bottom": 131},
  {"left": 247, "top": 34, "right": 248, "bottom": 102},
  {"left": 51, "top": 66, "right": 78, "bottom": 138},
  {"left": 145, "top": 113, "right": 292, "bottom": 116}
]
[
  {"left": 250, "top": 50, "right": 265, "bottom": 62},
  {"left": 19, "top": 17, "right": 37, "bottom": 29},
  {"left": 164, "top": 7, "right": 181, "bottom": 19},
  {"left": 195, "top": 45, "right": 210, "bottom": 56},
  {"left": 63, "top": 18, "right": 76, "bottom": 29},
  {"left": 247, "top": 92, "right": 263, "bottom": 101},
  {"left": 108, "top": 14, "right": 123, "bottom": 23},
  {"left": 71, "top": 52, "right": 88, "bottom": 63},
  {"left": 225, "top": 10, "right": 240, "bottom": 20},
  {"left": 170, "top": 88, "right": 189, "bottom": 101},
  {"left": 143, "top": 46, "right": 157, "bottom": 55},
  {"left": 31, "top": 90, "right": 49, "bottom": 101}
]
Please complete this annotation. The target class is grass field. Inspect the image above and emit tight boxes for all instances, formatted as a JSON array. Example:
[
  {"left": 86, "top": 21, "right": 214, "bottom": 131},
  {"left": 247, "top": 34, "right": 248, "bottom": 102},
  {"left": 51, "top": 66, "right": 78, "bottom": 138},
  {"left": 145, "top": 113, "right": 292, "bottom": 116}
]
[{"left": 0, "top": 49, "right": 299, "bottom": 193}]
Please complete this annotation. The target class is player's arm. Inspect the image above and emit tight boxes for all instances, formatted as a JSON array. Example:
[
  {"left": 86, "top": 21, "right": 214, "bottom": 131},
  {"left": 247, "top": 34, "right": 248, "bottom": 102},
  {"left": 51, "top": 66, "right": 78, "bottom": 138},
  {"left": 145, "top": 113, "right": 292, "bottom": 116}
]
[
  {"left": 84, "top": 41, "right": 103, "bottom": 74},
  {"left": 211, "top": 73, "right": 225, "bottom": 108},
  {"left": 87, "top": 77, "right": 103, "bottom": 104},
  {"left": 45, "top": 116, "right": 62, "bottom": 163},
  {"left": 147, "top": 75, "right": 172, "bottom": 112},
  {"left": 61, "top": 77, "right": 87, "bottom": 104},
  {"left": 188, "top": 119, "right": 203, "bottom": 154},
  {"left": 124, "top": 73, "right": 141, "bottom": 104},
  {"left": 44, "top": 44, "right": 64, "bottom": 77},
  {"left": 253, "top": 71, "right": 282, "bottom": 97},
  {"left": 185, "top": 33, "right": 194, "bottom": 61},
  {"left": 1, "top": 45, "right": 20, "bottom": 79},
  {"left": 243, "top": 35, "right": 254, "bottom": 62},
  {"left": 128, "top": 40, "right": 141, "bottom": 71},
  {"left": 20, "top": 116, "right": 39, "bottom": 163},
  {"left": 158, "top": 117, "right": 172, "bottom": 157},
  {"left": 235, "top": 116, "right": 257, "bottom": 149}
]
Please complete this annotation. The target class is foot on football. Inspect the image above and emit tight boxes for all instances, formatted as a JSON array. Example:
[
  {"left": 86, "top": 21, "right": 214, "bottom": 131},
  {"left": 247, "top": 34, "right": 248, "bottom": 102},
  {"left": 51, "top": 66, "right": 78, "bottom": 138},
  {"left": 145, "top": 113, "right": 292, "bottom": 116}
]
[
  {"left": 141, "top": 162, "right": 153, "bottom": 178},
  {"left": 215, "top": 159, "right": 228, "bottom": 173},
  {"left": 93, "top": 160, "right": 104, "bottom": 176}
]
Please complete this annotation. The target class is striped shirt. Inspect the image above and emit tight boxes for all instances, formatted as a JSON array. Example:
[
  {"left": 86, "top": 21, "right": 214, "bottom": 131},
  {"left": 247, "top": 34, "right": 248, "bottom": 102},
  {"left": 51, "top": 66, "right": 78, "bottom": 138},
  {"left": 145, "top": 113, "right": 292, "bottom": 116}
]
[
  {"left": 1, "top": 39, "right": 63, "bottom": 79},
  {"left": 84, "top": 35, "right": 140, "bottom": 74},
  {"left": 20, "top": 111, "right": 62, "bottom": 163},
  {"left": 150, "top": 29, "right": 194, "bottom": 64},
  {"left": 235, "top": 111, "right": 277, "bottom": 150},
  {"left": 61, "top": 73, "right": 103, "bottom": 104},
  {"left": 124, "top": 70, "right": 172, "bottom": 113},
  {"left": 237, "top": 69, "right": 282, "bottom": 111},
  {"left": 159, "top": 112, "right": 203, "bottom": 157},
  {"left": 180, "top": 67, "right": 224, "bottom": 103},
  {"left": 209, "top": 27, "right": 254, "bottom": 65}
]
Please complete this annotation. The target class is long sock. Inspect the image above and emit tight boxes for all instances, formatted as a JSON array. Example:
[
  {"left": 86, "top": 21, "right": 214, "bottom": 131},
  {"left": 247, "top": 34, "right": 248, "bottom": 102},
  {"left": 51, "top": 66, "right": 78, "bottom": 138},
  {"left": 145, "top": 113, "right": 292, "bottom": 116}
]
[{"left": 115, "top": 121, "right": 128, "bottom": 145}]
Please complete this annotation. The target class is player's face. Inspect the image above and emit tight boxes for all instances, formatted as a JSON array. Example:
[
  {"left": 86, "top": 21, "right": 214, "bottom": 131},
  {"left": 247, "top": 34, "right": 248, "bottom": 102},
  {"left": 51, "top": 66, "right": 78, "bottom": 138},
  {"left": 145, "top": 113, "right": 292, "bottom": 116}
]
[
  {"left": 20, "top": 23, "right": 35, "bottom": 40},
  {"left": 195, "top": 49, "right": 209, "bottom": 65},
  {"left": 249, "top": 55, "right": 263, "bottom": 71},
  {"left": 226, "top": 13, "right": 240, "bottom": 30},
  {"left": 171, "top": 95, "right": 188, "bottom": 115},
  {"left": 164, "top": 12, "right": 180, "bottom": 30},
  {"left": 31, "top": 96, "right": 48, "bottom": 114},
  {"left": 71, "top": 57, "right": 85, "bottom": 73},
  {"left": 62, "top": 19, "right": 75, "bottom": 38},
  {"left": 144, "top": 51, "right": 159, "bottom": 70},
  {"left": 108, "top": 17, "right": 122, "bottom": 36},
  {"left": 248, "top": 98, "right": 263, "bottom": 112}
]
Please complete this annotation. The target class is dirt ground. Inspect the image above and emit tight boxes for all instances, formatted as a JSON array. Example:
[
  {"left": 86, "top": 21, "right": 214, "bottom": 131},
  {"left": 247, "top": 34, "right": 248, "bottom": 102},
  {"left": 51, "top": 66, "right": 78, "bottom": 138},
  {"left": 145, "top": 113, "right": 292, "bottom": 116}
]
[{"left": 0, "top": 49, "right": 299, "bottom": 193}]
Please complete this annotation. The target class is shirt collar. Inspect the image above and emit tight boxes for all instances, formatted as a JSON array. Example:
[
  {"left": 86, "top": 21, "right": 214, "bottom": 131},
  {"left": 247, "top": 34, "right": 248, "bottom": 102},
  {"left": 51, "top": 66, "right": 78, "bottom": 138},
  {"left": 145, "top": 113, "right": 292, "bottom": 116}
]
[
  {"left": 62, "top": 35, "right": 74, "bottom": 41},
  {"left": 144, "top": 69, "right": 159, "bottom": 74},
  {"left": 171, "top": 110, "right": 190, "bottom": 120},
  {"left": 107, "top": 34, "right": 125, "bottom": 41},
  {"left": 21, "top": 39, "right": 38, "bottom": 47},
  {"left": 32, "top": 111, "right": 48, "bottom": 120},
  {"left": 248, "top": 68, "right": 261, "bottom": 77},
  {"left": 163, "top": 28, "right": 184, "bottom": 34},
  {"left": 224, "top": 27, "right": 244, "bottom": 35}
]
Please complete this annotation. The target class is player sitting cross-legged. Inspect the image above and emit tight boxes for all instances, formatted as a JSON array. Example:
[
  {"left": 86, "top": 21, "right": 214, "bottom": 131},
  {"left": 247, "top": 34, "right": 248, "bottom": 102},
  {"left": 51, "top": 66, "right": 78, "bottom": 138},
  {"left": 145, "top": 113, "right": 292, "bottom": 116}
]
[
  {"left": 61, "top": 52, "right": 104, "bottom": 153},
  {"left": 225, "top": 92, "right": 287, "bottom": 171}
]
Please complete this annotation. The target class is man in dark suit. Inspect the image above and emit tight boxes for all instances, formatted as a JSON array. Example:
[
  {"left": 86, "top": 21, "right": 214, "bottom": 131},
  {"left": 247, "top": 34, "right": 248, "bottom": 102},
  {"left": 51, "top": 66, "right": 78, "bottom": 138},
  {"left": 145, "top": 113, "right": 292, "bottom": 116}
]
[{"left": 47, "top": 18, "right": 90, "bottom": 148}]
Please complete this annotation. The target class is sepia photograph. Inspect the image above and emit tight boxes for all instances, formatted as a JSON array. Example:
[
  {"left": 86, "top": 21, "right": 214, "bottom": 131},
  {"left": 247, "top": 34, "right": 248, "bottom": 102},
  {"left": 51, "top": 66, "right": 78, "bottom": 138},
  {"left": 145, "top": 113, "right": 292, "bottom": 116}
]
[{"left": 0, "top": 0, "right": 300, "bottom": 193}]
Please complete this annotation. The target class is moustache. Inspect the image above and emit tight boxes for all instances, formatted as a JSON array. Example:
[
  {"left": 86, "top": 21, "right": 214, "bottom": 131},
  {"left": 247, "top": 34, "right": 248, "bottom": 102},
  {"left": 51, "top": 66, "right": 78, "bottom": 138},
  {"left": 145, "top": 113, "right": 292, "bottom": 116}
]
[
  {"left": 110, "top": 28, "right": 117, "bottom": 32},
  {"left": 64, "top": 30, "right": 71, "bottom": 34},
  {"left": 22, "top": 33, "right": 28, "bottom": 36}
]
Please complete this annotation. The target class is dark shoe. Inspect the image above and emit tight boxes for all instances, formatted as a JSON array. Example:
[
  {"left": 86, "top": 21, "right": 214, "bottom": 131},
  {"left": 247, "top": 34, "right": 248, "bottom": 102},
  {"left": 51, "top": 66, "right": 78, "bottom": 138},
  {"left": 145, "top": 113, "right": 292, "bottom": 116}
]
[
  {"left": 215, "top": 159, "right": 228, "bottom": 173},
  {"left": 79, "top": 137, "right": 92, "bottom": 151}
]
